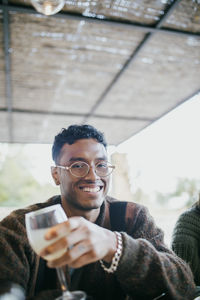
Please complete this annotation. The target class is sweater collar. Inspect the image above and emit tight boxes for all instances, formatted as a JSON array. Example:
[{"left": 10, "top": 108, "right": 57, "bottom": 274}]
[{"left": 48, "top": 195, "right": 110, "bottom": 229}]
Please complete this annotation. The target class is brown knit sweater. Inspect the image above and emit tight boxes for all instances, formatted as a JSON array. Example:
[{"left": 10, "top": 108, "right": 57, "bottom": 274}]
[{"left": 0, "top": 196, "right": 196, "bottom": 300}]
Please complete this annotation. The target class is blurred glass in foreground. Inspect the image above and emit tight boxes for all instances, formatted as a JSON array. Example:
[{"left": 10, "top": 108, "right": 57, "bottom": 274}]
[{"left": 0, "top": 281, "right": 25, "bottom": 300}]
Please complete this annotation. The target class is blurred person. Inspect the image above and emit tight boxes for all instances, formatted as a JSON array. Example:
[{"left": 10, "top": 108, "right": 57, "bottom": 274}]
[
  {"left": 172, "top": 195, "right": 200, "bottom": 286},
  {"left": 0, "top": 124, "right": 196, "bottom": 300}
]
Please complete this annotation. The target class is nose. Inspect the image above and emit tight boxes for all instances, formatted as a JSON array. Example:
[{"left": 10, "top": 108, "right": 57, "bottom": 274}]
[{"left": 84, "top": 165, "right": 100, "bottom": 180}]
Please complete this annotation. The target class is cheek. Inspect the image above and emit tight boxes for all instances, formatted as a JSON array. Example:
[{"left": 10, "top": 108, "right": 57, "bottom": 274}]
[
  {"left": 103, "top": 178, "right": 110, "bottom": 193},
  {"left": 59, "top": 176, "right": 70, "bottom": 191},
  {"left": 60, "top": 177, "right": 77, "bottom": 194}
]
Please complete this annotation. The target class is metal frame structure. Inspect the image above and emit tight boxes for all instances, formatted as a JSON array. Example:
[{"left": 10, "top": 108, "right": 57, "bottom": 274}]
[{"left": 1, "top": 0, "right": 200, "bottom": 142}]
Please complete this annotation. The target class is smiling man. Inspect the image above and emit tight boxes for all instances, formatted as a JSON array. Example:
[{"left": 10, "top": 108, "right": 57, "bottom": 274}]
[
  {"left": 52, "top": 138, "right": 110, "bottom": 216},
  {"left": 0, "top": 124, "right": 196, "bottom": 300}
]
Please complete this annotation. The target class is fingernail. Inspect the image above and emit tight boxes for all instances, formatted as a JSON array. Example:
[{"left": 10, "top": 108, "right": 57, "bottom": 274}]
[{"left": 40, "top": 250, "right": 48, "bottom": 256}]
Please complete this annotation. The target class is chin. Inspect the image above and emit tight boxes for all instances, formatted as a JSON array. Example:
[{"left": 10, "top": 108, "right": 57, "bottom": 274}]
[
  {"left": 77, "top": 198, "right": 103, "bottom": 211},
  {"left": 80, "top": 205, "right": 100, "bottom": 211}
]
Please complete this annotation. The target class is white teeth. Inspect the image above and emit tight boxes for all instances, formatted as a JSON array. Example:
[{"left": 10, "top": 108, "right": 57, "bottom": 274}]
[{"left": 82, "top": 187, "right": 100, "bottom": 192}]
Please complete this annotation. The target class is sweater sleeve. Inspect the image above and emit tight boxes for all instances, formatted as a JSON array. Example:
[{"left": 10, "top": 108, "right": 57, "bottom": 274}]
[
  {"left": 0, "top": 211, "right": 35, "bottom": 291},
  {"left": 0, "top": 210, "right": 60, "bottom": 299},
  {"left": 115, "top": 205, "right": 196, "bottom": 300},
  {"left": 172, "top": 209, "right": 200, "bottom": 286}
]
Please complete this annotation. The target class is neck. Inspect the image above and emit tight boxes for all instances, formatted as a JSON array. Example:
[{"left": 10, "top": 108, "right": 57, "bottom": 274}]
[{"left": 61, "top": 197, "right": 100, "bottom": 223}]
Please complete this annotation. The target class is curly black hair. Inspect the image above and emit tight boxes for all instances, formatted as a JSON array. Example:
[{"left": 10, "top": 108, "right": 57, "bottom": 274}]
[{"left": 52, "top": 124, "right": 107, "bottom": 163}]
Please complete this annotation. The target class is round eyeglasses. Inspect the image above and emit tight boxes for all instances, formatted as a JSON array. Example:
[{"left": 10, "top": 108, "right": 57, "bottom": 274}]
[{"left": 56, "top": 161, "right": 115, "bottom": 178}]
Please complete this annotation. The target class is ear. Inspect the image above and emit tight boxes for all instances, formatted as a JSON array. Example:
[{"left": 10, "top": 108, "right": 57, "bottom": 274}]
[{"left": 51, "top": 166, "right": 60, "bottom": 185}]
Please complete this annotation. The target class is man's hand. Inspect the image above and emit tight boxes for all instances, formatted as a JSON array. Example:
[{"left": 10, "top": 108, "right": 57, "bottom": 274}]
[{"left": 39, "top": 217, "right": 117, "bottom": 268}]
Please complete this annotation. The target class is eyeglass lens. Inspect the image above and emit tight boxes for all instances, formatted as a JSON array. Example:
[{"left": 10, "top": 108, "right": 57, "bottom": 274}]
[{"left": 70, "top": 161, "right": 113, "bottom": 177}]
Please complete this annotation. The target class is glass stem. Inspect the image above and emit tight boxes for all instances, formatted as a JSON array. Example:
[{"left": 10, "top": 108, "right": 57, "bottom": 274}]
[{"left": 56, "top": 267, "right": 69, "bottom": 294}]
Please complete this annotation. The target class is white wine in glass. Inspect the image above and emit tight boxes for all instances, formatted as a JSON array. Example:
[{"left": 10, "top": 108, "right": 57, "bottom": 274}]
[{"left": 25, "top": 204, "right": 86, "bottom": 300}]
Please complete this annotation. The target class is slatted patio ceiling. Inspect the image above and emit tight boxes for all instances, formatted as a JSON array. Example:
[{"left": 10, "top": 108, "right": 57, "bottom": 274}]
[{"left": 0, "top": 0, "right": 200, "bottom": 145}]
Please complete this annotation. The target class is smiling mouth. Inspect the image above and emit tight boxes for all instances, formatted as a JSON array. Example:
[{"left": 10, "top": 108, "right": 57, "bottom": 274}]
[{"left": 79, "top": 186, "right": 102, "bottom": 193}]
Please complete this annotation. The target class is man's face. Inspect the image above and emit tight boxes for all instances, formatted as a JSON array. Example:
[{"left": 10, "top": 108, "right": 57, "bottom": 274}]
[{"left": 52, "top": 138, "right": 110, "bottom": 211}]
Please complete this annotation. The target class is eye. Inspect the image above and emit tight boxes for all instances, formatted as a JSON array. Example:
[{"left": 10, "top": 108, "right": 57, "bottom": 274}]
[
  {"left": 71, "top": 162, "right": 86, "bottom": 169},
  {"left": 96, "top": 162, "right": 108, "bottom": 168}
]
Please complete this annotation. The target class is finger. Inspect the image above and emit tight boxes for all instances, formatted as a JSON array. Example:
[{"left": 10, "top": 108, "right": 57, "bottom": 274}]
[
  {"left": 62, "top": 225, "right": 88, "bottom": 249},
  {"left": 44, "top": 223, "right": 68, "bottom": 240},
  {"left": 47, "top": 242, "right": 90, "bottom": 268},
  {"left": 68, "top": 251, "right": 98, "bottom": 269},
  {"left": 41, "top": 226, "right": 87, "bottom": 257},
  {"left": 45, "top": 217, "right": 82, "bottom": 240},
  {"left": 40, "top": 236, "right": 68, "bottom": 257}
]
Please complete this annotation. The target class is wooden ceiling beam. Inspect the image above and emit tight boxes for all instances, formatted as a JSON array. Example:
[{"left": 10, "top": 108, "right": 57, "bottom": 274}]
[
  {"left": 0, "top": 3, "right": 199, "bottom": 38},
  {"left": 2, "top": 0, "right": 13, "bottom": 142}
]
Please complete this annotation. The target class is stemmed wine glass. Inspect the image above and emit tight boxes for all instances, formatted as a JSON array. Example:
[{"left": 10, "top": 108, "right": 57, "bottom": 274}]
[{"left": 25, "top": 204, "right": 86, "bottom": 300}]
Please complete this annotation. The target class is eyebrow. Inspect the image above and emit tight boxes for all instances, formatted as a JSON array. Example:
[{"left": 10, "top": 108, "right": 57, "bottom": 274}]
[{"left": 69, "top": 156, "right": 107, "bottom": 162}]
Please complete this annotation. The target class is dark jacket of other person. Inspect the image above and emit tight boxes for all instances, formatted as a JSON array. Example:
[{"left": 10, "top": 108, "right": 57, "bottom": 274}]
[{"left": 172, "top": 197, "right": 200, "bottom": 286}]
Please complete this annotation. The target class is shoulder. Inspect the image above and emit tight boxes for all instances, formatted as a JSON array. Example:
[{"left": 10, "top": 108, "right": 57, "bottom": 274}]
[
  {"left": 105, "top": 196, "right": 152, "bottom": 227},
  {"left": 106, "top": 196, "right": 147, "bottom": 213},
  {"left": 106, "top": 196, "right": 143, "bottom": 207},
  {"left": 175, "top": 204, "right": 200, "bottom": 226},
  {"left": 172, "top": 204, "right": 200, "bottom": 242},
  {"left": 106, "top": 195, "right": 150, "bottom": 212}
]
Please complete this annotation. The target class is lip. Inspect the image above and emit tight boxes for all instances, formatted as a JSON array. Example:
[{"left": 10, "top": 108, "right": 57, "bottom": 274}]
[
  {"left": 78, "top": 185, "right": 103, "bottom": 194},
  {"left": 78, "top": 185, "right": 103, "bottom": 193}
]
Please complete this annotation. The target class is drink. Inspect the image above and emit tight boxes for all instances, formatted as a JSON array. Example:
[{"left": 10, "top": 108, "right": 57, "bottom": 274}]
[
  {"left": 25, "top": 204, "right": 86, "bottom": 300},
  {"left": 27, "top": 228, "right": 66, "bottom": 261}
]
